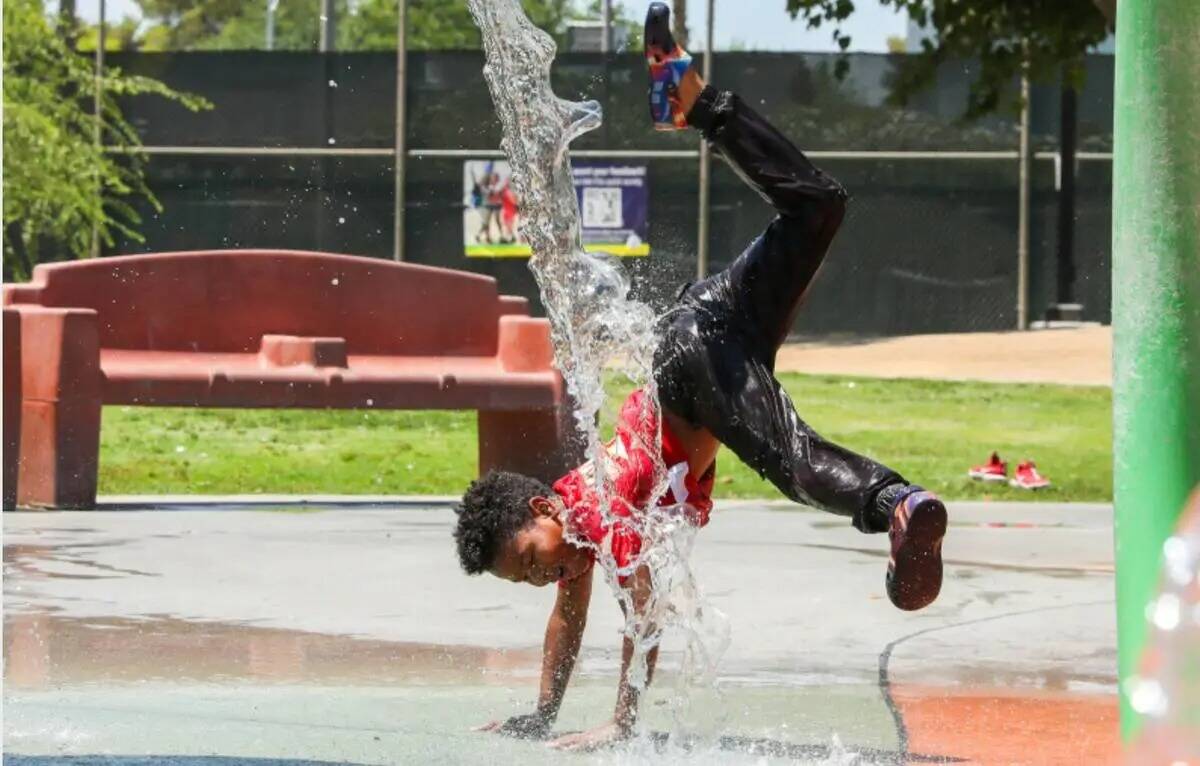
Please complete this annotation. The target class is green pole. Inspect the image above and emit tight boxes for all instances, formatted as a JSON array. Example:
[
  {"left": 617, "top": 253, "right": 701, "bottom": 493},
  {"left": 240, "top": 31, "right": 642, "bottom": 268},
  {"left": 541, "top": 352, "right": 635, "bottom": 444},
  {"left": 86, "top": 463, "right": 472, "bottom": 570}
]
[{"left": 1112, "top": 0, "right": 1200, "bottom": 740}]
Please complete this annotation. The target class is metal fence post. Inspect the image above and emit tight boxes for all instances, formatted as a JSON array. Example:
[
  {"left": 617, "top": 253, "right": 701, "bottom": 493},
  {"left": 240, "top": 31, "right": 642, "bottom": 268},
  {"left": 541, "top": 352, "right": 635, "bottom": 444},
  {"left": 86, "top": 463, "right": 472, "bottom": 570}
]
[
  {"left": 393, "top": 0, "right": 408, "bottom": 262},
  {"left": 1049, "top": 72, "right": 1080, "bottom": 321},
  {"left": 1016, "top": 63, "right": 1031, "bottom": 330},
  {"left": 89, "top": 0, "right": 106, "bottom": 259},
  {"left": 695, "top": 0, "right": 714, "bottom": 281}
]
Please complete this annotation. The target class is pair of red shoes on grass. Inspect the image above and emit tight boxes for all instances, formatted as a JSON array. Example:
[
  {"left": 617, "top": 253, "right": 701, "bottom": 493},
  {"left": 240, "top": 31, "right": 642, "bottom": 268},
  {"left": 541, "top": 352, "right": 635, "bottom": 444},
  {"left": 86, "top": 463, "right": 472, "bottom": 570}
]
[{"left": 969, "top": 453, "right": 1051, "bottom": 490}]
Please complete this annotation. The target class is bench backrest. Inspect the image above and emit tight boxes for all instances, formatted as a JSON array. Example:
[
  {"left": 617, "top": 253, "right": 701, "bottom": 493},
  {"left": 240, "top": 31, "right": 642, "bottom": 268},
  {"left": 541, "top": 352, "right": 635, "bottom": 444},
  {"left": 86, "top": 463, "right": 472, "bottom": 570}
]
[{"left": 2, "top": 250, "right": 528, "bottom": 356}]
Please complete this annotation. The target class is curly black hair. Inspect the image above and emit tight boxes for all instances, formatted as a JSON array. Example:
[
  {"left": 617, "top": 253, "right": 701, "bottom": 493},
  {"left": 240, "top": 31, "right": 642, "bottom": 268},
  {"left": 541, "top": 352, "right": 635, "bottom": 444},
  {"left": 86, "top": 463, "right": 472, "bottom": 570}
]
[{"left": 454, "top": 471, "right": 553, "bottom": 575}]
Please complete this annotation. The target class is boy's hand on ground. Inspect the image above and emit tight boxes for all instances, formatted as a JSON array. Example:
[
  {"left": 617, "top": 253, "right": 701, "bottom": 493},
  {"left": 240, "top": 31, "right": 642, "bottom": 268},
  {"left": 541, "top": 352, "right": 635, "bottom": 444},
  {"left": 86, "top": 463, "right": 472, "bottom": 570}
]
[
  {"left": 545, "top": 720, "right": 629, "bottom": 752},
  {"left": 473, "top": 712, "right": 551, "bottom": 740}
]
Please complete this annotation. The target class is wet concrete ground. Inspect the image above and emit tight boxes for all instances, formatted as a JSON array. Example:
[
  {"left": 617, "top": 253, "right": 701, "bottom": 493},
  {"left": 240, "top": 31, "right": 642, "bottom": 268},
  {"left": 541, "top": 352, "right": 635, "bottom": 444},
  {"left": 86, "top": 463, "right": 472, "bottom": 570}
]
[{"left": 4, "top": 500, "right": 1119, "bottom": 764}]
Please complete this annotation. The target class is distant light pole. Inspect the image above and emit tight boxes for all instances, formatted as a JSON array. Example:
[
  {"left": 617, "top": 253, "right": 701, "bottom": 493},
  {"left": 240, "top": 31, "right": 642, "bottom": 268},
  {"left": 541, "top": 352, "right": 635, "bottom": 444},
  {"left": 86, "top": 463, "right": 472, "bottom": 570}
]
[
  {"left": 695, "top": 0, "right": 714, "bottom": 279},
  {"left": 266, "top": 0, "right": 279, "bottom": 50},
  {"left": 319, "top": 0, "right": 336, "bottom": 51},
  {"left": 673, "top": 0, "right": 689, "bottom": 49},
  {"left": 601, "top": 0, "right": 612, "bottom": 53}
]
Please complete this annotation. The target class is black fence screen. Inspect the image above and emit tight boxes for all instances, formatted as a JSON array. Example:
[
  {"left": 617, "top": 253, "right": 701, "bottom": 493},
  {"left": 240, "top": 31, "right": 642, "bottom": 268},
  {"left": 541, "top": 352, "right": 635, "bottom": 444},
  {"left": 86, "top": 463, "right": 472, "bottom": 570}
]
[{"left": 105, "top": 51, "right": 1114, "bottom": 336}]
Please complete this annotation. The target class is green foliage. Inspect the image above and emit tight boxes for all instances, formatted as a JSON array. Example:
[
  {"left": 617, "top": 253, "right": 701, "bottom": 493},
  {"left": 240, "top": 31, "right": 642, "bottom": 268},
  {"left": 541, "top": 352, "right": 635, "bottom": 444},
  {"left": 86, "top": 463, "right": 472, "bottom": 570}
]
[
  {"left": 1, "top": 0, "right": 210, "bottom": 281},
  {"left": 123, "top": 0, "right": 585, "bottom": 52},
  {"left": 134, "top": 0, "right": 347, "bottom": 50},
  {"left": 345, "top": 0, "right": 577, "bottom": 51},
  {"left": 784, "top": 0, "right": 1111, "bottom": 119},
  {"left": 76, "top": 17, "right": 143, "bottom": 51}
]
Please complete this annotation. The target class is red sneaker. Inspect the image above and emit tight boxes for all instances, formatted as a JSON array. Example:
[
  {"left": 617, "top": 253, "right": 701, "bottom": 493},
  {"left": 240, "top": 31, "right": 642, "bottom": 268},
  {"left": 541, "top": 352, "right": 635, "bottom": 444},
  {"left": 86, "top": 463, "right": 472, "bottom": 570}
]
[
  {"left": 968, "top": 452, "right": 1008, "bottom": 482},
  {"left": 887, "top": 488, "right": 947, "bottom": 611},
  {"left": 1010, "top": 461, "right": 1051, "bottom": 490}
]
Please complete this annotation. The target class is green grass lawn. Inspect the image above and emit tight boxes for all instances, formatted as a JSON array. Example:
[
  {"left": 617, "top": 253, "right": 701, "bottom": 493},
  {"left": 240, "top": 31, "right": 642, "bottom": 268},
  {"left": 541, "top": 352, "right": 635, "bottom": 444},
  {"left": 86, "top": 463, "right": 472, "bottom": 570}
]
[{"left": 99, "top": 374, "right": 1112, "bottom": 503}]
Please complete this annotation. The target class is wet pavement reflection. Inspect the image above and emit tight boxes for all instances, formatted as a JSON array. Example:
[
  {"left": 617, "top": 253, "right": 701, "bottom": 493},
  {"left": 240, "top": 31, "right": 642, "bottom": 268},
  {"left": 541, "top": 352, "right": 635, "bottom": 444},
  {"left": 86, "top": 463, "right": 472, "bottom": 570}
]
[
  {"left": 5, "top": 613, "right": 541, "bottom": 689},
  {"left": 5, "top": 505, "right": 1122, "bottom": 764}
]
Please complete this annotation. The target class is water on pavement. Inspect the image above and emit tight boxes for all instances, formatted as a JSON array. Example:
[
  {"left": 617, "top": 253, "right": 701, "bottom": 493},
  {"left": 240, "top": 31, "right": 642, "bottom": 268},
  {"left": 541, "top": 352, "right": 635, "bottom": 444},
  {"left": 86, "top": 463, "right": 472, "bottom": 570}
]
[{"left": 4, "top": 501, "right": 1119, "bottom": 764}]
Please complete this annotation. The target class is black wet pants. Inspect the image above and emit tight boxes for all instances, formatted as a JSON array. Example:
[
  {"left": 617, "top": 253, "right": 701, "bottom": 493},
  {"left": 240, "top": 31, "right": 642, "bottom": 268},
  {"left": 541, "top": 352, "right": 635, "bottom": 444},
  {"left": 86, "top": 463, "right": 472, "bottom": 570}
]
[{"left": 654, "top": 86, "right": 906, "bottom": 533}]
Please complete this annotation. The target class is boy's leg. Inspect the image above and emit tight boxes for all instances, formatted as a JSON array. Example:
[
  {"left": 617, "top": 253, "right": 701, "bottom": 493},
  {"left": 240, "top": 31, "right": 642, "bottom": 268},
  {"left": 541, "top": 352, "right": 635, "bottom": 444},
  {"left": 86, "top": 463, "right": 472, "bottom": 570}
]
[
  {"left": 656, "top": 311, "right": 901, "bottom": 533},
  {"left": 659, "top": 85, "right": 899, "bottom": 529},
  {"left": 647, "top": 3, "right": 944, "bottom": 609},
  {"left": 684, "top": 85, "right": 847, "bottom": 356}
]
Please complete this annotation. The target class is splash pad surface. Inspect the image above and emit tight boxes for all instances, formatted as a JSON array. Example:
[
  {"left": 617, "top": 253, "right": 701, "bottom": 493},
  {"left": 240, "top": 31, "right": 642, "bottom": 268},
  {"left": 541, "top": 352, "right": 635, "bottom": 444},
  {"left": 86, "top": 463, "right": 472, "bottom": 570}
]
[{"left": 4, "top": 501, "right": 1117, "bottom": 764}]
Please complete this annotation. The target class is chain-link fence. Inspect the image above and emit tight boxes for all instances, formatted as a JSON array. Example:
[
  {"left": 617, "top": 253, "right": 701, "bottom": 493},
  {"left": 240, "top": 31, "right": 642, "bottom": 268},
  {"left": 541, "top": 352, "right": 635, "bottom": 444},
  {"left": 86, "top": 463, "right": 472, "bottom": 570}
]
[{"left": 105, "top": 50, "right": 1114, "bottom": 336}]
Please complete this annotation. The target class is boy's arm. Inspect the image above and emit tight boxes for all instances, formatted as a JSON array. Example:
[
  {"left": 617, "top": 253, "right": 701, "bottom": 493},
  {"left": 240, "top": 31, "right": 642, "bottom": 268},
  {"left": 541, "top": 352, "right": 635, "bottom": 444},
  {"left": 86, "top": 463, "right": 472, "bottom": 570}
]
[
  {"left": 548, "top": 566, "right": 657, "bottom": 751},
  {"left": 613, "top": 566, "right": 658, "bottom": 730},
  {"left": 537, "top": 565, "right": 594, "bottom": 719},
  {"left": 475, "top": 565, "right": 593, "bottom": 739}
]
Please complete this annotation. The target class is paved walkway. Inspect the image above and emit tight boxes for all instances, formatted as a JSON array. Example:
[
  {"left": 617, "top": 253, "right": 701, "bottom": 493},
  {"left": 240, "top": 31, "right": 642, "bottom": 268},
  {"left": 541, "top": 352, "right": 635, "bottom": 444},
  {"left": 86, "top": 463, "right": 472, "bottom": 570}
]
[
  {"left": 4, "top": 500, "right": 1119, "bottom": 764},
  {"left": 777, "top": 326, "right": 1111, "bottom": 386}
]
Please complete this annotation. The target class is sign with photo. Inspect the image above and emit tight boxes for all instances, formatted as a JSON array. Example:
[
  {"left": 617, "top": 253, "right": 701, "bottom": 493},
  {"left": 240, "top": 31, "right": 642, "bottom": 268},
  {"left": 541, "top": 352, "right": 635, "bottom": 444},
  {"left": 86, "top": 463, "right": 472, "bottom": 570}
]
[{"left": 463, "top": 160, "right": 649, "bottom": 258}]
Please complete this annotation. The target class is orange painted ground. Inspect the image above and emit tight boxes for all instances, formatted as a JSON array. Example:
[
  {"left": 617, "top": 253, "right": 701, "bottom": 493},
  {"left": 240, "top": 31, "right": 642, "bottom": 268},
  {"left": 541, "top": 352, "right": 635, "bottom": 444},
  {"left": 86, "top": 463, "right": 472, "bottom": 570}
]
[{"left": 894, "top": 684, "right": 1121, "bottom": 765}]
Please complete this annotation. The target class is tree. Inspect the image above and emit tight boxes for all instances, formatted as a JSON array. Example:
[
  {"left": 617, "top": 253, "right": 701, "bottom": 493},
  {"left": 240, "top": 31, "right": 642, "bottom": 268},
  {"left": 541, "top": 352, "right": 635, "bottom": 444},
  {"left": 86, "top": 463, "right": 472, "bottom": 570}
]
[
  {"left": 341, "top": 0, "right": 575, "bottom": 50},
  {"left": 2, "top": 0, "right": 208, "bottom": 280},
  {"left": 784, "top": 0, "right": 1113, "bottom": 118},
  {"left": 76, "top": 17, "right": 144, "bottom": 51},
  {"left": 133, "top": 0, "right": 349, "bottom": 50},
  {"left": 128, "top": 0, "right": 580, "bottom": 51}
]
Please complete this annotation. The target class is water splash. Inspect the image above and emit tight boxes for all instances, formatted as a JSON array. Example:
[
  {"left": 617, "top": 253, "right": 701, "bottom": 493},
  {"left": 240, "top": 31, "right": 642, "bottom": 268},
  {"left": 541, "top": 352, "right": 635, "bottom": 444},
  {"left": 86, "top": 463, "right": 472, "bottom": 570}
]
[
  {"left": 466, "top": 0, "right": 729, "bottom": 743},
  {"left": 1126, "top": 490, "right": 1200, "bottom": 762}
]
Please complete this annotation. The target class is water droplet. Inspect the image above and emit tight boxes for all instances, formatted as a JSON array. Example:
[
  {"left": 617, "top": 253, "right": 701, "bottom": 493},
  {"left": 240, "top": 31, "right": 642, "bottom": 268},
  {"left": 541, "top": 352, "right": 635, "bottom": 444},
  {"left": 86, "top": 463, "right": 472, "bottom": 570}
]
[
  {"left": 328, "top": 137, "right": 337, "bottom": 145},
  {"left": 331, "top": 277, "right": 340, "bottom": 286},
  {"left": 1151, "top": 593, "right": 1182, "bottom": 631},
  {"left": 1129, "top": 677, "right": 1169, "bottom": 717},
  {"left": 328, "top": 79, "right": 338, "bottom": 88},
  {"left": 337, "top": 216, "right": 346, "bottom": 224}
]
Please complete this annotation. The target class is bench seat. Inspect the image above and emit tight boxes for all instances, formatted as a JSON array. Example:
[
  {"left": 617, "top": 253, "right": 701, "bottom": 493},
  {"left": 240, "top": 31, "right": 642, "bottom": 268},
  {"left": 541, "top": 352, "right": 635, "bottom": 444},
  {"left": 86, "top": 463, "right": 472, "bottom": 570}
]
[{"left": 100, "top": 350, "right": 561, "bottom": 410}]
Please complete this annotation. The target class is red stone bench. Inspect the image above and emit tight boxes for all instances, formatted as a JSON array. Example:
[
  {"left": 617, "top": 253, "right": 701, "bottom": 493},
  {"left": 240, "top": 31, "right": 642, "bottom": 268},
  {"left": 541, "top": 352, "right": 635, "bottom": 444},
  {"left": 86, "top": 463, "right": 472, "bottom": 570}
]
[{"left": 2, "top": 250, "right": 580, "bottom": 509}]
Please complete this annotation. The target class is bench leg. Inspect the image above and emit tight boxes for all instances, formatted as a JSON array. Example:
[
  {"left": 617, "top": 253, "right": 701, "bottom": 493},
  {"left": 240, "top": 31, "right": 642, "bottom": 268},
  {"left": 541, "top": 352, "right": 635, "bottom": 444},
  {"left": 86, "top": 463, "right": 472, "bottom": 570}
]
[
  {"left": 18, "top": 399, "right": 102, "bottom": 510},
  {"left": 478, "top": 406, "right": 583, "bottom": 483},
  {"left": 3, "top": 308, "right": 21, "bottom": 510},
  {"left": 15, "top": 307, "right": 102, "bottom": 510}
]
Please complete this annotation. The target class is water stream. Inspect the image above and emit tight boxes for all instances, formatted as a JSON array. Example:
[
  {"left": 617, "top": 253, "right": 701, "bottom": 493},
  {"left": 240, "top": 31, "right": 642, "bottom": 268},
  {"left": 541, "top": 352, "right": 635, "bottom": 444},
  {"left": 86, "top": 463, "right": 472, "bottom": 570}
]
[{"left": 466, "top": 0, "right": 730, "bottom": 744}]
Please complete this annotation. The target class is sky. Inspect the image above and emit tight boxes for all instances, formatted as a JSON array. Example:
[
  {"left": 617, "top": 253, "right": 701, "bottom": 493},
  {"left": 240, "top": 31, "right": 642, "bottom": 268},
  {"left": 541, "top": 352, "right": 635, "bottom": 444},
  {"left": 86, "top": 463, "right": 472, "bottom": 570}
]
[{"left": 70, "top": 0, "right": 911, "bottom": 53}]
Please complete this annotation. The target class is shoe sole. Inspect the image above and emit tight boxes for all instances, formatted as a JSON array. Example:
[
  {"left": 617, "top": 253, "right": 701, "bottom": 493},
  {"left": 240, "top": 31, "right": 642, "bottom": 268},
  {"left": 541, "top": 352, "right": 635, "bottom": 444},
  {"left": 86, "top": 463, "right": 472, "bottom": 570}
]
[
  {"left": 645, "top": 3, "right": 676, "bottom": 56},
  {"left": 889, "top": 499, "right": 947, "bottom": 611},
  {"left": 1009, "top": 480, "right": 1051, "bottom": 490},
  {"left": 967, "top": 471, "right": 1008, "bottom": 482}
]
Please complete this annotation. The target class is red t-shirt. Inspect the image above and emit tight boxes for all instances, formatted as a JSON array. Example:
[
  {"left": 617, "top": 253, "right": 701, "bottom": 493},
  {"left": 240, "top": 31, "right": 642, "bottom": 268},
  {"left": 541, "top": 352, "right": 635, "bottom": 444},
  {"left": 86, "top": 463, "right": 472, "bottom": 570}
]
[{"left": 554, "top": 389, "right": 715, "bottom": 584}]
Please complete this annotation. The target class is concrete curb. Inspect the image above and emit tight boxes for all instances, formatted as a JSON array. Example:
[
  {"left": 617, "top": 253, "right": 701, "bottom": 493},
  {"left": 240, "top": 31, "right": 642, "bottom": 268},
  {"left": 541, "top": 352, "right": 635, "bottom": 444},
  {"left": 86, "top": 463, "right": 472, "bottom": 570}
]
[{"left": 73, "top": 495, "right": 1114, "bottom": 528}]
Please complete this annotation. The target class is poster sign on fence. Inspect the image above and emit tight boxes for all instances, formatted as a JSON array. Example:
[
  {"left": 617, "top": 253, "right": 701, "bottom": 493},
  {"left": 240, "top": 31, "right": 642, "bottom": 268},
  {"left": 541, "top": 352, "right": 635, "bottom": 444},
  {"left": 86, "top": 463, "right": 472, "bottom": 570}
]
[{"left": 463, "top": 160, "right": 649, "bottom": 257}]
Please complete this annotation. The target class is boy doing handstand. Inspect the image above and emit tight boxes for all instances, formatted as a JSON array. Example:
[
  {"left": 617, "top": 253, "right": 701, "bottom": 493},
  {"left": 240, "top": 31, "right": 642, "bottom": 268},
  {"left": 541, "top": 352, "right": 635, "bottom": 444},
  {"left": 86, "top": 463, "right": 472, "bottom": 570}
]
[{"left": 453, "top": 3, "right": 947, "bottom": 752}]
